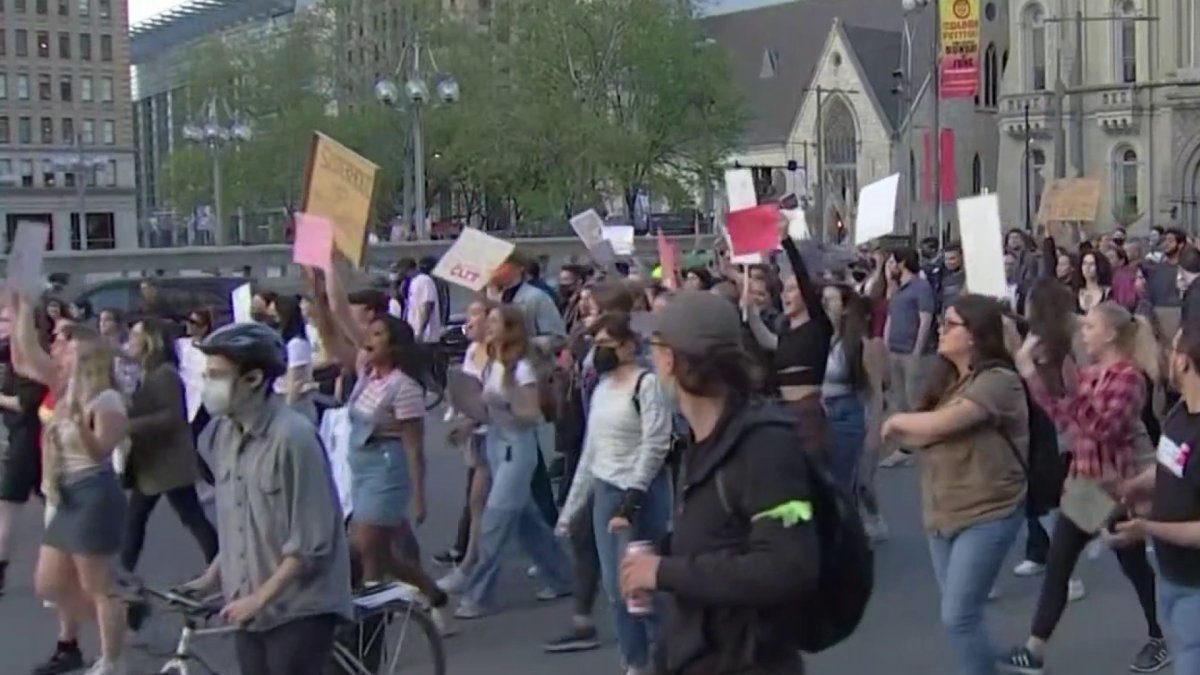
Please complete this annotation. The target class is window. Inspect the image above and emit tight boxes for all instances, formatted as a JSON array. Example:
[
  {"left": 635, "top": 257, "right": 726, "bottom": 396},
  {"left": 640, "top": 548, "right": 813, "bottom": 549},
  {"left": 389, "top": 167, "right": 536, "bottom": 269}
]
[
  {"left": 104, "top": 159, "right": 115, "bottom": 186},
  {"left": 99, "top": 35, "right": 111, "bottom": 62},
  {"left": 61, "top": 117, "right": 73, "bottom": 143},
  {"left": 81, "top": 118, "right": 93, "bottom": 144},
  {"left": 1025, "top": 4, "right": 1047, "bottom": 90},
  {"left": 15, "top": 29, "right": 28, "bottom": 57},
  {"left": 1116, "top": 0, "right": 1138, "bottom": 83},
  {"left": 821, "top": 96, "right": 859, "bottom": 212},
  {"left": 0, "top": 117, "right": 8, "bottom": 144},
  {"left": 101, "top": 119, "right": 113, "bottom": 144},
  {"left": 57, "top": 0, "right": 67, "bottom": 15},
  {"left": 0, "top": 162, "right": 10, "bottom": 185},
  {"left": 42, "top": 159, "right": 55, "bottom": 187},
  {"left": 98, "top": 76, "right": 111, "bottom": 102},
  {"left": 18, "top": 116, "right": 31, "bottom": 144},
  {"left": 85, "top": 213, "right": 115, "bottom": 249},
  {"left": 972, "top": 154, "right": 983, "bottom": 194},
  {"left": 1115, "top": 146, "right": 1140, "bottom": 212},
  {"left": 63, "top": 171, "right": 74, "bottom": 187},
  {"left": 0, "top": 29, "right": 5, "bottom": 56},
  {"left": 79, "top": 75, "right": 92, "bottom": 101},
  {"left": 58, "top": 32, "right": 70, "bottom": 59},
  {"left": 19, "top": 160, "right": 33, "bottom": 187},
  {"left": 16, "top": 74, "right": 28, "bottom": 100},
  {"left": 14, "top": 0, "right": 23, "bottom": 10},
  {"left": 35, "top": 0, "right": 44, "bottom": 14},
  {"left": 80, "top": 33, "right": 91, "bottom": 61},
  {"left": 1023, "top": 148, "right": 1047, "bottom": 220},
  {"left": 40, "top": 117, "right": 52, "bottom": 143},
  {"left": 77, "top": 0, "right": 89, "bottom": 16},
  {"left": 37, "top": 73, "right": 50, "bottom": 101},
  {"left": 97, "top": 0, "right": 107, "bottom": 18},
  {"left": 36, "top": 31, "right": 49, "bottom": 58},
  {"left": 981, "top": 43, "right": 998, "bottom": 107},
  {"left": 0, "top": 74, "right": 6, "bottom": 100},
  {"left": 60, "top": 74, "right": 71, "bottom": 101}
]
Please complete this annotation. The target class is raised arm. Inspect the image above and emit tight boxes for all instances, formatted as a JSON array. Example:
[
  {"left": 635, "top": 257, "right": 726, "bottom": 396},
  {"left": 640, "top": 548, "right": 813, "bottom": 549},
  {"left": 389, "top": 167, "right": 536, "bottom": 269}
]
[
  {"left": 781, "top": 237, "right": 831, "bottom": 329},
  {"left": 302, "top": 268, "right": 359, "bottom": 370},
  {"left": 11, "top": 296, "right": 60, "bottom": 391},
  {"left": 324, "top": 261, "right": 366, "bottom": 348}
]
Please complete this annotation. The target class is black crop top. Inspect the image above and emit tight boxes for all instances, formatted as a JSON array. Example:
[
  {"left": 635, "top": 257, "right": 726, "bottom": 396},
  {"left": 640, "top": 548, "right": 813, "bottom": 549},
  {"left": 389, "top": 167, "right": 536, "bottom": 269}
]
[{"left": 772, "top": 238, "right": 833, "bottom": 387}]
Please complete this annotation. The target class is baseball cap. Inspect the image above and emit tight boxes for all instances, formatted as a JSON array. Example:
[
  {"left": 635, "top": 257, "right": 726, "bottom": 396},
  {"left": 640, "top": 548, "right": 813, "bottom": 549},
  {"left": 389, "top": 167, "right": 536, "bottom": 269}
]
[{"left": 647, "top": 290, "right": 743, "bottom": 357}]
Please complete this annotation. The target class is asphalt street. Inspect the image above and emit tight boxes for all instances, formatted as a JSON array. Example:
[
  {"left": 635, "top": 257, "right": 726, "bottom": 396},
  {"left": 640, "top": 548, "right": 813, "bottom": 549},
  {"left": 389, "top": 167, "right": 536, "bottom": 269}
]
[{"left": 0, "top": 415, "right": 1168, "bottom": 674}]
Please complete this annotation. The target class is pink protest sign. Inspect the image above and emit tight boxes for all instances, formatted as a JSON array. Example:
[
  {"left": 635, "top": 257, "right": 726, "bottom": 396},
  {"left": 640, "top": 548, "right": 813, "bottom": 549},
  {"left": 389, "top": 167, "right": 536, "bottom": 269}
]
[
  {"left": 293, "top": 212, "right": 335, "bottom": 271},
  {"left": 725, "top": 204, "right": 781, "bottom": 257}
]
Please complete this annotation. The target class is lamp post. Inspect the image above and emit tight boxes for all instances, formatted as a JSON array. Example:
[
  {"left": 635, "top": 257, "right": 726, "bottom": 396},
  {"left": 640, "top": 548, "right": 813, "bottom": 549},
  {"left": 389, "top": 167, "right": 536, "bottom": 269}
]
[
  {"left": 53, "top": 136, "right": 109, "bottom": 251},
  {"left": 376, "top": 32, "right": 460, "bottom": 241},
  {"left": 901, "top": 0, "right": 941, "bottom": 247},
  {"left": 181, "top": 97, "right": 252, "bottom": 246}
]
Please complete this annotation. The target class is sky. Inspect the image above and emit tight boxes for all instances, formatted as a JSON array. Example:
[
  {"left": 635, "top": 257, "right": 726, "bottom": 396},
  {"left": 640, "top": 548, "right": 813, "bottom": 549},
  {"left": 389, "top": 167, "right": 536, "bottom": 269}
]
[{"left": 128, "top": 0, "right": 789, "bottom": 25}]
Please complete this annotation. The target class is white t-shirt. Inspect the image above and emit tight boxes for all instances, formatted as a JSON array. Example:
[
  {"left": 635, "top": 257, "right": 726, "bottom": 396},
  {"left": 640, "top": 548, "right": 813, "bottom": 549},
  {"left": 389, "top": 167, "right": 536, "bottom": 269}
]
[
  {"left": 481, "top": 358, "right": 538, "bottom": 430},
  {"left": 176, "top": 337, "right": 207, "bottom": 422},
  {"left": 274, "top": 337, "right": 313, "bottom": 394},
  {"left": 404, "top": 273, "right": 442, "bottom": 343}
]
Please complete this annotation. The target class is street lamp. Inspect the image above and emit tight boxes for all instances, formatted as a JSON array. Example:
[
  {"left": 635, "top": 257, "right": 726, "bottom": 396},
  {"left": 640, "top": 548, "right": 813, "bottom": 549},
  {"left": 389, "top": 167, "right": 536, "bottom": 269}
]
[
  {"left": 52, "top": 139, "right": 109, "bottom": 251},
  {"left": 181, "top": 97, "right": 252, "bottom": 246},
  {"left": 376, "top": 35, "right": 460, "bottom": 241},
  {"left": 900, "top": 0, "right": 943, "bottom": 248}
]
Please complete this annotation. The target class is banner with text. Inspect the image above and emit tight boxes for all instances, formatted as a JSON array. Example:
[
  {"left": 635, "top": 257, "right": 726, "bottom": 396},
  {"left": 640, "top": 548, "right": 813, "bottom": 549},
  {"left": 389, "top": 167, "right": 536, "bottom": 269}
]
[{"left": 939, "top": 0, "right": 980, "bottom": 99}]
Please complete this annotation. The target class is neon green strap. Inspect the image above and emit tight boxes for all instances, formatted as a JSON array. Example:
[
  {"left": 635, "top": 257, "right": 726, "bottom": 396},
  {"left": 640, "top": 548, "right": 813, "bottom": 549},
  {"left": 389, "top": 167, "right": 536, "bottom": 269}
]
[{"left": 751, "top": 500, "right": 814, "bottom": 528}]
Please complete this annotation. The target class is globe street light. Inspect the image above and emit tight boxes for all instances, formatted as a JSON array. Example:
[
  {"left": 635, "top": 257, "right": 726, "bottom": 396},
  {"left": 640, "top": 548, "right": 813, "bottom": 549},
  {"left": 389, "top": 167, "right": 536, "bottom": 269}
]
[
  {"left": 376, "top": 34, "right": 460, "bottom": 241},
  {"left": 181, "top": 97, "right": 253, "bottom": 246}
]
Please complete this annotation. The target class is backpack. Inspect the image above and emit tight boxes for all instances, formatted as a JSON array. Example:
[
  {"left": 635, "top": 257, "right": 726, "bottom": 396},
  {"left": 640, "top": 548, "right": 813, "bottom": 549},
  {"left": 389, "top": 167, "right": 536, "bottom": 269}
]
[{"left": 714, "top": 448, "right": 874, "bottom": 653}]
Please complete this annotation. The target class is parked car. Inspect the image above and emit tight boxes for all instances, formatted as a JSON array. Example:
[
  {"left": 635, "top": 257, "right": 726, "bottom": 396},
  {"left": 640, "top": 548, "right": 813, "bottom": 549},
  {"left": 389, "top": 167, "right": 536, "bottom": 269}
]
[{"left": 74, "top": 276, "right": 251, "bottom": 326}]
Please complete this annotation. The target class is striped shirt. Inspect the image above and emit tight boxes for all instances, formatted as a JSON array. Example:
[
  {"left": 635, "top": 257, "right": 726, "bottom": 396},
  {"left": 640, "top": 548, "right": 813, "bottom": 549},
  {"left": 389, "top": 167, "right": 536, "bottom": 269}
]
[{"left": 352, "top": 366, "right": 425, "bottom": 423}]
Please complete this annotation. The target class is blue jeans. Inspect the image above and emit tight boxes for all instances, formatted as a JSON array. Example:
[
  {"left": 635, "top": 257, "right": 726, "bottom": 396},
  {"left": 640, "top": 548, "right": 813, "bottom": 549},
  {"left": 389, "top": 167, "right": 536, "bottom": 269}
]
[
  {"left": 593, "top": 472, "right": 672, "bottom": 669},
  {"left": 927, "top": 508, "right": 1022, "bottom": 675},
  {"left": 463, "top": 426, "right": 573, "bottom": 611},
  {"left": 823, "top": 393, "right": 866, "bottom": 495},
  {"left": 1158, "top": 576, "right": 1200, "bottom": 674}
]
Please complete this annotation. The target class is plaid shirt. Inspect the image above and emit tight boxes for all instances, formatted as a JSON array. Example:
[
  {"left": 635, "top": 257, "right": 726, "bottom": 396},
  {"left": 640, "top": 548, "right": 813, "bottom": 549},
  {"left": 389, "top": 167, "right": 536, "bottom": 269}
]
[{"left": 1028, "top": 359, "right": 1145, "bottom": 480}]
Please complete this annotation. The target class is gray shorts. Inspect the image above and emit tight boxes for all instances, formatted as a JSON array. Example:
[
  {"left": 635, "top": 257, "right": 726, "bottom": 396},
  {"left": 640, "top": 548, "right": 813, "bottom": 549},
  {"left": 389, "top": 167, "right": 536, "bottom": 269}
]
[{"left": 43, "top": 465, "right": 125, "bottom": 556}]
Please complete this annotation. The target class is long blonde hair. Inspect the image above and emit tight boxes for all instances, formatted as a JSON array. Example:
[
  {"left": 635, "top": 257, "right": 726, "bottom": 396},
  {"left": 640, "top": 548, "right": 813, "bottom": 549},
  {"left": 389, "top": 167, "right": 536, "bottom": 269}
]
[{"left": 1092, "top": 301, "right": 1160, "bottom": 383}]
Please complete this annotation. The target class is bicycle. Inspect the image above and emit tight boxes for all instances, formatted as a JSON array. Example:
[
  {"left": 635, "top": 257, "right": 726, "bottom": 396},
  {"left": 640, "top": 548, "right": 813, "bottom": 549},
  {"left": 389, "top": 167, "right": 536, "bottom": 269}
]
[{"left": 128, "top": 581, "right": 446, "bottom": 675}]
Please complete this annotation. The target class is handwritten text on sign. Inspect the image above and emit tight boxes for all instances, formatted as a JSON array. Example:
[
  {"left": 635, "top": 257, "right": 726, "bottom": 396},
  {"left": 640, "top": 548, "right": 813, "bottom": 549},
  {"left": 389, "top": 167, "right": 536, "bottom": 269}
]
[
  {"left": 301, "top": 132, "right": 379, "bottom": 267},
  {"left": 433, "top": 228, "right": 516, "bottom": 292}
]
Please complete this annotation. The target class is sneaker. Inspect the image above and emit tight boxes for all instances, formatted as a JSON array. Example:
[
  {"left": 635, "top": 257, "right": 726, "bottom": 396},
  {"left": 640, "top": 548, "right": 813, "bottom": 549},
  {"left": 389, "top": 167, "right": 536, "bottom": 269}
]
[
  {"left": 31, "top": 640, "right": 85, "bottom": 675},
  {"left": 429, "top": 607, "right": 458, "bottom": 638},
  {"left": 453, "top": 599, "right": 487, "bottom": 620},
  {"left": 1000, "top": 646, "right": 1045, "bottom": 675},
  {"left": 879, "top": 450, "right": 914, "bottom": 468},
  {"left": 542, "top": 625, "right": 601, "bottom": 653},
  {"left": 988, "top": 585, "right": 1001, "bottom": 601},
  {"left": 535, "top": 587, "right": 571, "bottom": 602},
  {"left": 1013, "top": 560, "right": 1046, "bottom": 577},
  {"left": 433, "top": 549, "right": 463, "bottom": 568},
  {"left": 1130, "top": 638, "right": 1171, "bottom": 673},
  {"left": 863, "top": 515, "right": 890, "bottom": 544},
  {"left": 526, "top": 564, "right": 539, "bottom": 579},
  {"left": 82, "top": 659, "right": 120, "bottom": 675},
  {"left": 437, "top": 567, "right": 468, "bottom": 595},
  {"left": 1068, "top": 578, "right": 1086, "bottom": 603}
]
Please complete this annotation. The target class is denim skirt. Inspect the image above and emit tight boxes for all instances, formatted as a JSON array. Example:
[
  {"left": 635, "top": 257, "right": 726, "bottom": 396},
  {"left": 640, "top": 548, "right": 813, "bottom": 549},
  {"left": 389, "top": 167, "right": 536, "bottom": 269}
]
[
  {"left": 43, "top": 465, "right": 126, "bottom": 556},
  {"left": 348, "top": 437, "right": 411, "bottom": 527}
]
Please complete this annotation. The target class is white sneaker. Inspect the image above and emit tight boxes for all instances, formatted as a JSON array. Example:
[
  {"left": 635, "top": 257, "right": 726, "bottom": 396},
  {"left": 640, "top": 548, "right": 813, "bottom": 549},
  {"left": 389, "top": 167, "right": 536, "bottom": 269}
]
[
  {"left": 429, "top": 607, "right": 458, "bottom": 637},
  {"left": 437, "top": 568, "right": 468, "bottom": 594},
  {"left": 1013, "top": 560, "right": 1046, "bottom": 577},
  {"left": 1086, "top": 539, "right": 1106, "bottom": 560},
  {"left": 988, "top": 585, "right": 1001, "bottom": 601},
  {"left": 1068, "top": 578, "right": 1086, "bottom": 602},
  {"left": 526, "top": 564, "right": 539, "bottom": 578},
  {"left": 878, "top": 451, "right": 915, "bottom": 468},
  {"left": 83, "top": 658, "right": 122, "bottom": 675},
  {"left": 535, "top": 587, "right": 570, "bottom": 602}
]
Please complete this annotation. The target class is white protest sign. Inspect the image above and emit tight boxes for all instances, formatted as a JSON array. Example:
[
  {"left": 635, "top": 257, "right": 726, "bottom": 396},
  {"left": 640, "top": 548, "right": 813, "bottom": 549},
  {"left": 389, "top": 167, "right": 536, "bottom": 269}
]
[
  {"left": 602, "top": 225, "right": 635, "bottom": 256},
  {"left": 724, "top": 169, "right": 757, "bottom": 211},
  {"left": 783, "top": 207, "right": 809, "bottom": 241},
  {"left": 433, "top": 227, "right": 516, "bottom": 292},
  {"left": 231, "top": 283, "right": 253, "bottom": 323},
  {"left": 569, "top": 209, "right": 606, "bottom": 249},
  {"left": 854, "top": 173, "right": 900, "bottom": 246},
  {"left": 6, "top": 222, "right": 49, "bottom": 297},
  {"left": 956, "top": 193, "right": 1008, "bottom": 299}
]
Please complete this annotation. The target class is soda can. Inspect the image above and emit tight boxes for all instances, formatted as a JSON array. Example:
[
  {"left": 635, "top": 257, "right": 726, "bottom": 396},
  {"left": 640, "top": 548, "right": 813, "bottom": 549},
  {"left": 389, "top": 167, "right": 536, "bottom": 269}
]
[{"left": 625, "top": 540, "right": 654, "bottom": 616}]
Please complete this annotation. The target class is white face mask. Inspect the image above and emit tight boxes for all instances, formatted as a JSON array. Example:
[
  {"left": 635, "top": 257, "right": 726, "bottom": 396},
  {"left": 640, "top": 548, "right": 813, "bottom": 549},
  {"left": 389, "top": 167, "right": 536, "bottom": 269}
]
[{"left": 201, "top": 377, "right": 235, "bottom": 416}]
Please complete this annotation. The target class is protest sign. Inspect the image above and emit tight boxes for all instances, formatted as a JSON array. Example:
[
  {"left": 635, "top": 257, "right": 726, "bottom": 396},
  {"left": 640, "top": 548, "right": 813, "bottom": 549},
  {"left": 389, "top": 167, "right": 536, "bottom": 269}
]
[
  {"left": 231, "top": 283, "right": 253, "bottom": 323},
  {"left": 433, "top": 228, "right": 516, "bottom": 292},
  {"left": 6, "top": 222, "right": 48, "bottom": 297},
  {"left": 726, "top": 205, "right": 782, "bottom": 257},
  {"left": 569, "top": 209, "right": 606, "bottom": 249},
  {"left": 300, "top": 132, "right": 379, "bottom": 267},
  {"left": 956, "top": 193, "right": 1007, "bottom": 299},
  {"left": 724, "top": 168, "right": 758, "bottom": 211},
  {"left": 602, "top": 225, "right": 635, "bottom": 256},
  {"left": 783, "top": 207, "right": 810, "bottom": 241},
  {"left": 854, "top": 173, "right": 900, "bottom": 246},
  {"left": 292, "top": 212, "right": 335, "bottom": 272},
  {"left": 1037, "top": 177, "right": 1101, "bottom": 225}
]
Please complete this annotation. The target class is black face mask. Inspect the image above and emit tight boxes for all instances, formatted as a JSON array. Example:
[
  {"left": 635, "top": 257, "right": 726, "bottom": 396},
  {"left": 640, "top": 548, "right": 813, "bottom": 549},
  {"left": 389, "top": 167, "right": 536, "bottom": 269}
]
[
  {"left": 558, "top": 285, "right": 576, "bottom": 299},
  {"left": 593, "top": 346, "right": 620, "bottom": 375}
]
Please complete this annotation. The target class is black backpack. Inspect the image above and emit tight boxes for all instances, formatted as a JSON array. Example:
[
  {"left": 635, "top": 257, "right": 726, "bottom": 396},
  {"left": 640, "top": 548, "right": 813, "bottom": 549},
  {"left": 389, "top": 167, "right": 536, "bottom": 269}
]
[{"left": 714, "top": 447, "right": 874, "bottom": 653}]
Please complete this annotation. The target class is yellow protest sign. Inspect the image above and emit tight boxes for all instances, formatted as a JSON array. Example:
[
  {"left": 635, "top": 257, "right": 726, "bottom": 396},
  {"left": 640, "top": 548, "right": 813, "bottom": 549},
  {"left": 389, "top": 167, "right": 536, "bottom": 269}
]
[
  {"left": 1037, "top": 178, "right": 1101, "bottom": 224},
  {"left": 300, "top": 132, "right": 379, "bottom": 267}
]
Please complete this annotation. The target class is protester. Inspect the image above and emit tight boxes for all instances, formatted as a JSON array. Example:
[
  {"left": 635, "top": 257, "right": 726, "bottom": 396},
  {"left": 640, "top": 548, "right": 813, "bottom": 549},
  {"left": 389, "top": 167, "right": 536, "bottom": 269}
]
[{"left": 880, "top": 248, "right": 935, "bottom": 468}]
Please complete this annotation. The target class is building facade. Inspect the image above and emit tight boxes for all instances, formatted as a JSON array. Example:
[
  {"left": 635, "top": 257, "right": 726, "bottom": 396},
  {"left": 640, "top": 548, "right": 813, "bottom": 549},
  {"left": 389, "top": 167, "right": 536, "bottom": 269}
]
[
  {"left": 998, "top": 0, "right": 1200, "bottom": 235},
  {"left": 0, "top": 0, "right": 137, "bottom": 250}
]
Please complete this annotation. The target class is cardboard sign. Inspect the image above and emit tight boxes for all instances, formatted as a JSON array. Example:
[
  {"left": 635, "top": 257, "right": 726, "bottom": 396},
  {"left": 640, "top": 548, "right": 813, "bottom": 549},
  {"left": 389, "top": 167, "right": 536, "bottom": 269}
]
[
  {"left": 588, "top": 239, "right": 616, "bottom": 268},
  {"left": 6, "top": 222, "right": 48, "bottom": 297},
  {"left": 956, "top": 194, "right": 1007, "bottom": 299},
  {"left": 433, "top": 228, "right": 516, "bottom": 292},
  {"left": 657, "top": 229, "right": 679, "bottom": 284},
  {"left": 300, "top": 132, "right": 379, "bottom": 267},
  {"left": 292, "top": 212, "right": 335, "bottom": 272},
  {"left": 602, "top": 225, "right": 635, "bottom": 255},
  {"left": 231, "top": 283, "right": 253, "bottom": 323},
  {"left": 1037, "top": 177, "right": 1101, "bottom": 224},
  {"left": 854, "top": 173, "right": 900, "bottom": 246},
  {"left": 569, "top": 209, "right": 606, "bottom": 249},
  {"left": 726, "top": 205, "right": 782, "bottom": 257},
  {"left": 724, "top": 168, "right": 757, "bottom": 211}
]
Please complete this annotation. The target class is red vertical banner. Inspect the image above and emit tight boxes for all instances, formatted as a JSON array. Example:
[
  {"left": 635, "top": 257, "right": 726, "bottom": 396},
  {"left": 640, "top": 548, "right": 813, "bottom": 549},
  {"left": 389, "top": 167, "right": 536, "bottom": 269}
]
[
  {"left": 940, "top": 129, "right": 956, "bottom": 202},
  {"left": 922, "top": 130, "right": 934, "bottom": 204}
]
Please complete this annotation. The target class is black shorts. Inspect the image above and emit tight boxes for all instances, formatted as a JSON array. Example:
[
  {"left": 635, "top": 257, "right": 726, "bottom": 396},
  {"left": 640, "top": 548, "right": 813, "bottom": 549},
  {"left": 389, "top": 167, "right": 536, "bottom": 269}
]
[{"left": 0, "top": 437, "right": 40, "bottom": 504}]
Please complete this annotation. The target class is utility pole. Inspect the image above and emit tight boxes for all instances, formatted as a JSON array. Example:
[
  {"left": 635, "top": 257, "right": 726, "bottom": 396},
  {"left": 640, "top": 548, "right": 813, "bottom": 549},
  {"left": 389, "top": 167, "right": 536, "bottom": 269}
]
[
  {"left": 930, "top": 3, "right": 943, "bottom": 249},
  {"left": 1024, "top": 102, "right": 1033, "bottom": 232}
]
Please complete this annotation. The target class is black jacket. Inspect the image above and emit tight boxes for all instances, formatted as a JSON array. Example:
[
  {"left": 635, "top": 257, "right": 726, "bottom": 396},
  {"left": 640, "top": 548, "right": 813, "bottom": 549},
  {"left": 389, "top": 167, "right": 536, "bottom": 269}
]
[{"left": 656, "top": 400, "right": 818, "bottom": 675}]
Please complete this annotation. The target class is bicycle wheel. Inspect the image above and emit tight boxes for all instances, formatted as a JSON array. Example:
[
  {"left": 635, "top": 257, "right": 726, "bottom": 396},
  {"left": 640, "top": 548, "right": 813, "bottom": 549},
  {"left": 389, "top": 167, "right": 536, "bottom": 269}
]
[{"left": 330, "top": 602, "right": 446, "bottom": 675}]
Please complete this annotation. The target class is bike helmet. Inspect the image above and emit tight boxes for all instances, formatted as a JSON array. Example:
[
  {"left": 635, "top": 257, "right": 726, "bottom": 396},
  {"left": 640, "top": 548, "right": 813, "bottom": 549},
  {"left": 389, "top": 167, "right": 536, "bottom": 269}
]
[{"left": 194, "top": 322, "right": 287, "bottom": 378}]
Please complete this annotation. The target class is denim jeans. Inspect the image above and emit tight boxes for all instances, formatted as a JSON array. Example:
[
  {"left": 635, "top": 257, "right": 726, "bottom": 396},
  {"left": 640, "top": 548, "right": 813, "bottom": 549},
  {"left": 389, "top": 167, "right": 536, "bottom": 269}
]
[
  {"left": 593, "top": 471, "right": 672, "bottom": 669},
  {"left": 463, "top": 426, "right": 573, "bottom": 611},
  {"left": 927, "top": 508, "right": 1022, "bottom": 675},
  {"left": 1158, "top": 576, "right": 1200, "bottom": 674},
  {"left": 823, "top": 393, "right": 866, "bottom": 495}
]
